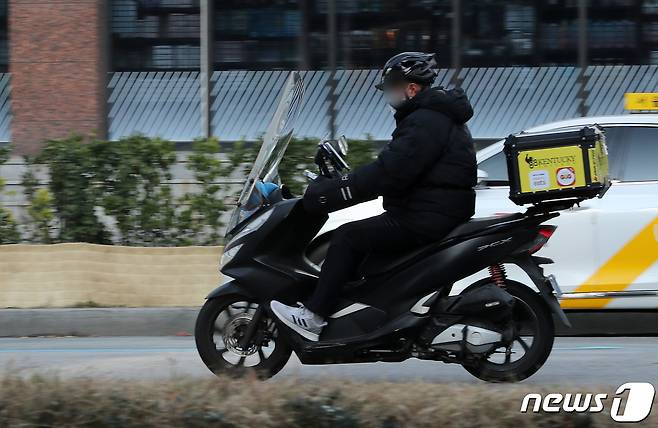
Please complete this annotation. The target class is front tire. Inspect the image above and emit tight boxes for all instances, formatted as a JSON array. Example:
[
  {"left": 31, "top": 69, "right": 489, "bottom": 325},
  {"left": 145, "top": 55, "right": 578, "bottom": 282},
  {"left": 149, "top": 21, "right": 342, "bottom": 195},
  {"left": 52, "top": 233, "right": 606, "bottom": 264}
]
[
  {"left": 195, "top": 295, "right": 292, "bottom": 379},
  {"left": 462, "top": 279, "right": 555, "bottom": 382}
]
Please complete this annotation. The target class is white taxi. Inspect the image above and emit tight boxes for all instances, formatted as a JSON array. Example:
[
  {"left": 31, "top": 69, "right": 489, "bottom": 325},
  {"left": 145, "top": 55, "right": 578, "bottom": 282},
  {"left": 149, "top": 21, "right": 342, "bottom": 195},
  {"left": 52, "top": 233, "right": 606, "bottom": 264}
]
[{"left": 319, "top": 114, "right": 658, "bottom": 311}]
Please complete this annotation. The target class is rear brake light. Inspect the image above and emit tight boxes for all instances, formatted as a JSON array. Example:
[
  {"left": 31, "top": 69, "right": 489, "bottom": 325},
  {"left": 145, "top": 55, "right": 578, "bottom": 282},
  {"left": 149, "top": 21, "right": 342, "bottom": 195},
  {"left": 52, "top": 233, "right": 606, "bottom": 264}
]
[
  {"left": 538, "top": 228, "right": 554, "bottom": 239},
  {"left": 528, "top": 226, "right": 557, "bottom": 254}
]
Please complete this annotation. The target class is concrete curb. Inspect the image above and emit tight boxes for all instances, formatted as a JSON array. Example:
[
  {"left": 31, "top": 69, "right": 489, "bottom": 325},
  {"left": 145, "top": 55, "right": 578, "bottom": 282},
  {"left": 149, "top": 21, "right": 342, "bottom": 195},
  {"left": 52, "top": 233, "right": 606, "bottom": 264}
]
[
  {"left": 0, "top": 308, "right": 199, "bottom": 337},
  {"left": 2, "top": 308, "right": 658, "bottom": 337},
  {"left": 555, "top": 311, "right": 658, "bottom": 336}
]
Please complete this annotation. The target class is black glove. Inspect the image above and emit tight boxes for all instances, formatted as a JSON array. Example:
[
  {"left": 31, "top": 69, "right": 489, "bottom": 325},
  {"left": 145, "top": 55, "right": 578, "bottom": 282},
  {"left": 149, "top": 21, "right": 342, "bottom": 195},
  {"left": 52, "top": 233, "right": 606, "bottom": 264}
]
[{"left": 303, "top": 174, "right": 364, "bottom": 214}]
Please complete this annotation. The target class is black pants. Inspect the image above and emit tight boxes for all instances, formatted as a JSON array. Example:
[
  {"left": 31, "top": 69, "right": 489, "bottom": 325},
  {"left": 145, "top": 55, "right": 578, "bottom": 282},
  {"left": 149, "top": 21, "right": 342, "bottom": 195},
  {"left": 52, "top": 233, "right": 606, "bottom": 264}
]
[{"left": 305, "top": 213, "right": 459, "bottom": 318}]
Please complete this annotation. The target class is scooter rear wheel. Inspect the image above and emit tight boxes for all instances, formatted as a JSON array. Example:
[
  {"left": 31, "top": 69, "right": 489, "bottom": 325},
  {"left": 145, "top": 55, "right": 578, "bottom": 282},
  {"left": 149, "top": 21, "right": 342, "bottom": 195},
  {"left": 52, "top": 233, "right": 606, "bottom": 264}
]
[
  {"left": 461, "top": 279, "right": 555, "bottom": 382},
  {"left": 195, "top": 295, "right": 292, "bottom": 379}
]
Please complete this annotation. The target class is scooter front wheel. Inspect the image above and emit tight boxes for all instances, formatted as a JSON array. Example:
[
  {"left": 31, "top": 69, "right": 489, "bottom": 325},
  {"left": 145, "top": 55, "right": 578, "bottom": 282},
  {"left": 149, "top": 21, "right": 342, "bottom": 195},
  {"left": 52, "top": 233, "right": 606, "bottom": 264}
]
[{"left": 195, "top": 295, "right": 292, "bottom": 379}]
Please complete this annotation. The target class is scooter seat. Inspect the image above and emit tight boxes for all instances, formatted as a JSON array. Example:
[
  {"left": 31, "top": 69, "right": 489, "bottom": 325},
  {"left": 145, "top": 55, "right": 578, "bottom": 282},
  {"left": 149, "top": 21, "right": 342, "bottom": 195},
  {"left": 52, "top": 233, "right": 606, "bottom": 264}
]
[
  {"left": 442, "top": 212, "right": 523, "bottom": 240},
  {"left": 357, "top": 213, "right": 523, "bottom": 278}
]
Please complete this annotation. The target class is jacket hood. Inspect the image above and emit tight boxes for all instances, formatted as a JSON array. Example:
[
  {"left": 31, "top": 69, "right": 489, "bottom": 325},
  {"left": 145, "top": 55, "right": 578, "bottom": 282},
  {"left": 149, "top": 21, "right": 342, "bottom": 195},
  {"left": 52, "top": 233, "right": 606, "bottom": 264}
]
[{"left": 394, "top": 86, "right": 474, "bottom": 124}]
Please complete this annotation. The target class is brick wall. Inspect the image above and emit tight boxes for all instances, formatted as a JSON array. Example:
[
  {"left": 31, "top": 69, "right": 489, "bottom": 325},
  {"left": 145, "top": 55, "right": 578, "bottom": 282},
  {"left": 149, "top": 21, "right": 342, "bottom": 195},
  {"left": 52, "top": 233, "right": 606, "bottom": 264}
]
[{"left": 9, "top": 0, "right": 108, "bottom": 155}]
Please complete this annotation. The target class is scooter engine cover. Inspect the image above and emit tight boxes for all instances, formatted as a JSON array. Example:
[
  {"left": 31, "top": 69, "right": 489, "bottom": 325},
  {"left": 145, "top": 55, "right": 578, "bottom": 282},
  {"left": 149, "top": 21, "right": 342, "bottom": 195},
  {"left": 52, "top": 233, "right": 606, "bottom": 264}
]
[
  {"left": 446, "top": 283, "right": 515, "bottom": 323},
  {"left": 420, "top": 317, "right": 505, "bottom": 354}
]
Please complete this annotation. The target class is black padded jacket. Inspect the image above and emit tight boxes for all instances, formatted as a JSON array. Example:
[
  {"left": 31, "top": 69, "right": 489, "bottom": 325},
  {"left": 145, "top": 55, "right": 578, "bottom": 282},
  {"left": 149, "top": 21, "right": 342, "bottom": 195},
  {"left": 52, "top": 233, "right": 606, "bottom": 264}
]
[{"left": 350, "top": 86, "right": 477, "bottom": 237}]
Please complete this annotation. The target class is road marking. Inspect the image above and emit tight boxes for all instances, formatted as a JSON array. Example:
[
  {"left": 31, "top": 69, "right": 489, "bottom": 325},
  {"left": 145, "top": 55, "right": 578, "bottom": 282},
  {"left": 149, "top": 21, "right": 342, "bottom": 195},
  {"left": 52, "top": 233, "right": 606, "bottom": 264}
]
[
  {"left": 553, "top": 346, "right": 623, "bottom": 351},
  {"left": 560, "top": 216, "right": 658, "bottom": 309}
]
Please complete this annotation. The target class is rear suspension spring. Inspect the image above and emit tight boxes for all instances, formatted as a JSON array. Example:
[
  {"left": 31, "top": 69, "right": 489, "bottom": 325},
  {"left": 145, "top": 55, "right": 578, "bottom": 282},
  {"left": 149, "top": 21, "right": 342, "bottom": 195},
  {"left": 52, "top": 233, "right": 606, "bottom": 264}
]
[{"left": 489, "top": 264, "right": 507, "bottom": 288}]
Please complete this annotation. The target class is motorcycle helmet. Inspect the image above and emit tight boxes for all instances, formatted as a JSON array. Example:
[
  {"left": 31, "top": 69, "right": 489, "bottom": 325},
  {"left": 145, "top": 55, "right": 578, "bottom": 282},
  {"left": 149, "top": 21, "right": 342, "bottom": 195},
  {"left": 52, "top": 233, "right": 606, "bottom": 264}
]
[{"left": 375, "top": 52, "right": 439, "bottom": 91}]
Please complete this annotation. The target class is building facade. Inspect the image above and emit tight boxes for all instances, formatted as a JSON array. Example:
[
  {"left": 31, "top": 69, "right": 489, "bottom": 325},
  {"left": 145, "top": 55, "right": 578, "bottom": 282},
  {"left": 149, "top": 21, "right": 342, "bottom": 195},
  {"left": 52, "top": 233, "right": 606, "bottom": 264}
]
[
  {"left": 1, "top": 0, "right": 658, "bottom": 154},
  {"left": 107, "top": 0, "right": 658, "bottom": 72}
]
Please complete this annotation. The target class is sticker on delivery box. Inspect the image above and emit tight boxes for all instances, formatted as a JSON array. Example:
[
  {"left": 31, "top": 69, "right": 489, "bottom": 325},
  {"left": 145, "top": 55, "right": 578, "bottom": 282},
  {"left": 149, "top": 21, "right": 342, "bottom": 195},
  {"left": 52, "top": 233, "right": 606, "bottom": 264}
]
[
  {"left": 529, "top": 170, "right": 550, "bottom": 190},
  {"left": 556, "top": 167, "right": 576, "bottom": 187}
]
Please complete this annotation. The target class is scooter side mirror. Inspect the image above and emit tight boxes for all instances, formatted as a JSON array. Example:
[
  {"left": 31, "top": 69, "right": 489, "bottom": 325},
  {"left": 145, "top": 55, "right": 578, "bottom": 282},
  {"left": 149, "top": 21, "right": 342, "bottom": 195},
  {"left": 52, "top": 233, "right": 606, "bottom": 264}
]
[
  {"left": 337, "top": 135, "right": 348, "bottom": 156},
  {"left": 325, "top": 137, "right": 348, "bottom": 158}
]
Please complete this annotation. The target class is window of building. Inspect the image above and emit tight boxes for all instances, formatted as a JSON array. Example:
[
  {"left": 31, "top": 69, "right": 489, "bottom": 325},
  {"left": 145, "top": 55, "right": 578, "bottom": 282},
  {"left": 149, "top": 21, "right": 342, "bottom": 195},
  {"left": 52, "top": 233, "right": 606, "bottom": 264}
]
[
  {"left": 461, "top": 1, "right": 537, "bottom": 67},
  {"left": 111, "top": 0, "right": 200, "bottom": 71},
  {"left": 213, "top": 0, "right": 452, "bottom": 70},
  {"left": 214, "top": 0, "right": 301, "bottom": 70},
  {"left": 110, "top": 0, "right": 657, "bottom": 71},
  {"left": 309, "top": 0, "right": 453, "bottom": 69}
]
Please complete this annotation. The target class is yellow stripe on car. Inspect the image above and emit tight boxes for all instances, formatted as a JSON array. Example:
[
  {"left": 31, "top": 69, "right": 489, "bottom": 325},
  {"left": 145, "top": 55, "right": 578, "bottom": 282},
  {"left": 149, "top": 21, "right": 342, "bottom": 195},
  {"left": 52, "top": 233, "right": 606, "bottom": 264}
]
[{"left": 560, "top": 216, "right": 658, "bottom": 309}]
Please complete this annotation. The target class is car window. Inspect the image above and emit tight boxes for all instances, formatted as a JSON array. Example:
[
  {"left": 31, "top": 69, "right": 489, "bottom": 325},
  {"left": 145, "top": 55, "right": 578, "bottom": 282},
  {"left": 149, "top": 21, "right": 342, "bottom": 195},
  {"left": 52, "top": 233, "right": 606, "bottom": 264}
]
[
  {"left": 476, "top": 125, "right": 656, "bottom": 185},
  {"left": 599, "top": 126, "right": 624, "bottom": 180},
  {"left": 477, "top": 151, "right": 509, "bottom": 185},
  {"left": 611, "top": 127, "right": 658, "bottom": 182}
]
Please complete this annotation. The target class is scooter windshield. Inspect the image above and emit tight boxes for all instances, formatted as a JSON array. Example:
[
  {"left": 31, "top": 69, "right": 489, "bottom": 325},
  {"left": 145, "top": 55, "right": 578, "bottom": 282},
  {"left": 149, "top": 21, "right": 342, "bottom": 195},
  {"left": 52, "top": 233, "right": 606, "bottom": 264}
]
[{"left": 226, "top": 72, "right": 304, "bottom": 234}]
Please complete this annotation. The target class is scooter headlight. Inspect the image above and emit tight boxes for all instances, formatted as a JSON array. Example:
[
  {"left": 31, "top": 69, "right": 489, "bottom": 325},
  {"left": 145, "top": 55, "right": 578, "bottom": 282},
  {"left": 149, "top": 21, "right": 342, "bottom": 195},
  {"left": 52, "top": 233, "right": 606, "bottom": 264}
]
[
  {"left": 229, "top": 208, "right": 274, "bottom": 244},
  {"left": 221, "top": 208, "right": 274, "bottom": 269},
  {"left": 220, "top": 243, "right": 243, "bottom": 268}
]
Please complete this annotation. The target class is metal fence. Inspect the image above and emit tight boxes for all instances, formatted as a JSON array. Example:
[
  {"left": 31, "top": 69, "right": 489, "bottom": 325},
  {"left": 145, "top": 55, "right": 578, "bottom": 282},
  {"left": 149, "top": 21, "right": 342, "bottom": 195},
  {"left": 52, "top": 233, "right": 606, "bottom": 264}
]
[
  {"left": 584, "top": 65, "right": 658, "bottom": 116},
  {"left": 107, "top": 71, "right": 201, "bottom": 141},
  {"left": 0, "top": 73, "right": 10, "bottom": 142},
  {"left": 0, "top": 66, "right": 655, "bottom": 145},
  {"left": 107, "top": 65, "right": 658, "bottom": 143}
]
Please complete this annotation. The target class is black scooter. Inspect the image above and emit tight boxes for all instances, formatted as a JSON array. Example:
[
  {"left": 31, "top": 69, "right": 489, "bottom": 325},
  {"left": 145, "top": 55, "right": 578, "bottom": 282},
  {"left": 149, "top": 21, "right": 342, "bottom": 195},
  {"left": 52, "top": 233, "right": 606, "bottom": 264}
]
[
  {"left": 194, "top": 73, "right": 571, "bottom": 382},
  {"left": 194, "top": 144, "right": 574, "bottom": 383}
]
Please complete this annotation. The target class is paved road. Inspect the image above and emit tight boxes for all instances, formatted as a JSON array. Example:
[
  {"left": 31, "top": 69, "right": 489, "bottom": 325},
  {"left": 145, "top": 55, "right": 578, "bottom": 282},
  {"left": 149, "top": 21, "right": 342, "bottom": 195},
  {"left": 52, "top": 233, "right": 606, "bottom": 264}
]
[{"left": 1, "top": 336, "right": 657, "bottom": 385}]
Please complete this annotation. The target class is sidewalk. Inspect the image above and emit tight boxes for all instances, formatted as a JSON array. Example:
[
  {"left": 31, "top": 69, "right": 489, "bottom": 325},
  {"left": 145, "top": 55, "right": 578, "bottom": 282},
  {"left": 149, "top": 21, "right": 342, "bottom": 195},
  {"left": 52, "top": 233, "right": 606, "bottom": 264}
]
[
  {"left": 0, "top": 308, "right": 199, "bottom": 337},
  {"left": 2, "top": 307, "right": 658, "bottom": 337}
]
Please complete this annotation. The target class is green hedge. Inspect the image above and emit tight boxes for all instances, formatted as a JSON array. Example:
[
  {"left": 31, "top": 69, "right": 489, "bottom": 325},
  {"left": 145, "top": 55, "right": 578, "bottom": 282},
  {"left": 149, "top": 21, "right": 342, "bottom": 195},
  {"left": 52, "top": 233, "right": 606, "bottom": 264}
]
[{"left": 0, "top": 136, "right": 377, "bottom": 246}]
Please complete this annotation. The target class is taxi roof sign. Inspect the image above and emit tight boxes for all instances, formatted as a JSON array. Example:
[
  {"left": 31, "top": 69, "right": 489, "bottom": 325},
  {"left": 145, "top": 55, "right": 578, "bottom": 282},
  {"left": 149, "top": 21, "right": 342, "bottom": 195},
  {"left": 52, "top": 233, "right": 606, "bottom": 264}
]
[{"left": 624, "top": 92, "right": 658, "bottom": 111}]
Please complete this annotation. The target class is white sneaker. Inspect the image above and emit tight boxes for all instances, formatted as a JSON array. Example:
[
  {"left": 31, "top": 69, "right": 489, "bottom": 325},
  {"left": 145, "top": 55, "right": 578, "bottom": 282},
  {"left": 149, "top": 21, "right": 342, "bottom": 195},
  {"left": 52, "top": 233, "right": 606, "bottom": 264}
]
[{"left": 270, "top": 301, "right": 327, "bottom": 342}]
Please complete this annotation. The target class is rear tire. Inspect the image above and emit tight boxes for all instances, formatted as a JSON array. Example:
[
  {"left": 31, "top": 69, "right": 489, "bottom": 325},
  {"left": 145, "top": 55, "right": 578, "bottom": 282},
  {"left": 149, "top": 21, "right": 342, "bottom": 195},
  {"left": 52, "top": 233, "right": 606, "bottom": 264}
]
[
  {"left": 195, "top": 295, "right": 292, "bottom": 379},
  {"left": 461, "top": 279, "right": 555, "bottom": 382}
]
